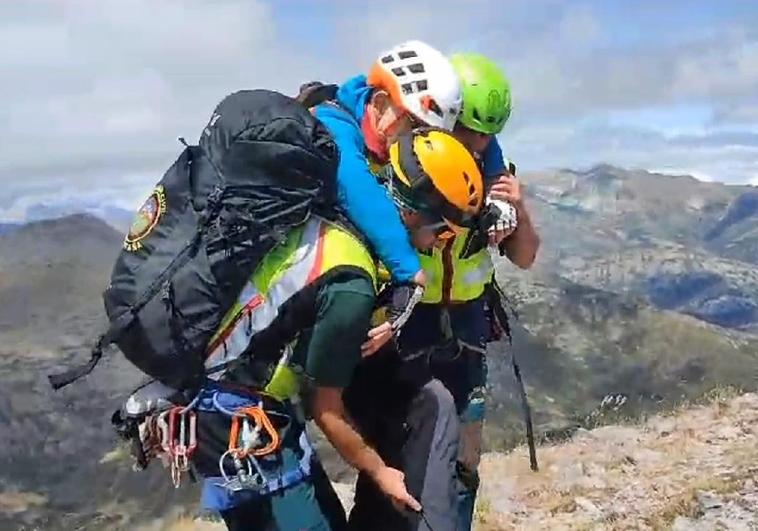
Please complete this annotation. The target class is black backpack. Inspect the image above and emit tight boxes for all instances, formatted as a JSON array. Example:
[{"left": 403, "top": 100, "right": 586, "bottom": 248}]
[{"left": 48, "top": 89, "right": 340, "bottom": 391}]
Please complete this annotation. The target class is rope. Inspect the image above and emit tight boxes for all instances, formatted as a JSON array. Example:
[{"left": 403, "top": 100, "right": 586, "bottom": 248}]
[{"left": 419, "top": 507, "right": 436, "bottom": 531}]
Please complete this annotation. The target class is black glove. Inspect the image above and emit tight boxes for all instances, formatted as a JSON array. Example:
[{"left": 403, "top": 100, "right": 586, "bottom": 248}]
[
  {"left": 387, "top": 283, "right": 425, "bottom": 334},
  {"left": 295, "top": 81, "right": 338, "bottom": 108}
]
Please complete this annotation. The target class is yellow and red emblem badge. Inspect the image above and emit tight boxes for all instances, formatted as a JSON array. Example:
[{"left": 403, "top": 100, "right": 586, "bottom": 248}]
[{"left": 124, "top": 185, "right": 167, "bottom": 252}]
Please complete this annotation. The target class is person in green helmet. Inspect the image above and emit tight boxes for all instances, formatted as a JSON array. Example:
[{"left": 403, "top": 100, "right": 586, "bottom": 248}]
[{"left": 397, "top": 52, "right": 541, "bottom": 530}]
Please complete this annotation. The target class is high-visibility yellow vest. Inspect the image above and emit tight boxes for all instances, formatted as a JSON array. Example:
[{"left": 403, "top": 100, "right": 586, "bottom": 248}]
[
  {"left": 368, "top": 157, "right": 493, "bottom": 304},
  {"left": 419, "top": 229, "right": 494, "bottom": 304},
  {"left": 204, "top": 217, "right": 377, "bottom": 399}
]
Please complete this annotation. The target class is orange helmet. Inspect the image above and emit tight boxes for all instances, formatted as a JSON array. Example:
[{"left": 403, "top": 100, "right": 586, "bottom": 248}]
[{"left": 387, "top": 128, "right": 484, "bottom": 234}]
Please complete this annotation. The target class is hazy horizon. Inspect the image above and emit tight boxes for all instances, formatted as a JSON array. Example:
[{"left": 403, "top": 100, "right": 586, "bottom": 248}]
[{"left": 1, "top": 0, "right": 757, "bottom": 222}]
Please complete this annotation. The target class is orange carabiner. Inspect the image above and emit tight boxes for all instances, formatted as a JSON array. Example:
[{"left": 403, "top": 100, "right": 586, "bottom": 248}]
[{"left": 228, "top": 406, "right": 281, "bottom": 457}]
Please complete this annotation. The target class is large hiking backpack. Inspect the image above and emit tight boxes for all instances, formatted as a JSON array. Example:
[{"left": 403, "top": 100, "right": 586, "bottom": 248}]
[{"left": 49, "top": 89, "right": 340, "bottom": 391}]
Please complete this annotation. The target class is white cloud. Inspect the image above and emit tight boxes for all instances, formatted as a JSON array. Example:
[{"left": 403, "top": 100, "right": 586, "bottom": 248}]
[
  {"left": 506, "top": 117, "right": 758, "bottom": 185},
  {"left": 713, "top": 102, "right": 758, "bottom": 125},
  {"left": 0, "top": 0, "right": 315, "bottom": 183},
  {"left": 1, "top": 0, "right": 758, "bottom": 222},
  {"left": 0, "top": 171, "right": 150, "bottom": 222},
  {"left": 650, "top": 167, "right": 716, "bottom": 183},
  {"left": 558, "top": 3, "right": 604, "bottom": 46}
]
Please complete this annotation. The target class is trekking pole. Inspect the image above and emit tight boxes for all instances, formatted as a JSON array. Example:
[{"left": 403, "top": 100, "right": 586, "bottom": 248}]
[
  {"left": 511, "top": 349, "right": 538, "bottom": 471},
  {"left": 485, "top": 280, "right": 539, "bottom": 472},
  {"left": 503, "top": 161, "right": 538, "bottom": 471}
]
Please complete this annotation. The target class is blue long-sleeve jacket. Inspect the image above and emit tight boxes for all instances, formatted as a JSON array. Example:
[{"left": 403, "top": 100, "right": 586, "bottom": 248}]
[
  {"left": 314, "top": 75, "right": 506, "bottom": 282},
  {"left": 482, "top": 134, "right": 506, "bottom": 181}
]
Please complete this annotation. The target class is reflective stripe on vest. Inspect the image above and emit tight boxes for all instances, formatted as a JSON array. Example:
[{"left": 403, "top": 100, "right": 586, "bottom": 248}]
[
  {"left": 204, "top": 217, "right": 377, "bottom": 376},
  {"left": 419, "top": 229, "right": 494, "bottom": 304}
]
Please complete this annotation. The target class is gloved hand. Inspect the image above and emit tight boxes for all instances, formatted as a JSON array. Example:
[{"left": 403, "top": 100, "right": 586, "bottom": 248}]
[
  {"left": 479, "top": 196, "right": 518, "bottom": 246},
  {"left": 387, "top": 283, "right": 425, "bottom": 333},
  {"left": 479, "top": 197, "right": 518, "bottom": 246},
  {"left": 486, "top": 197, "right": 518, "bottom": 233},
  {"left": 362, "top": 282, "right": 425, "bottom": 357}
]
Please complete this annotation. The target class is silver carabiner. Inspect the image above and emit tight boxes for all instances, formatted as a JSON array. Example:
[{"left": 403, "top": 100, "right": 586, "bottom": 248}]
[
  {"left": 155, "top": 410, "right": 172, "bottom": 455},
  {"left": 219, "top": 449, "right": 255, "bottom": 492},
  {"left": 245, "top": 454, "right": 268, "bottom": 489}
]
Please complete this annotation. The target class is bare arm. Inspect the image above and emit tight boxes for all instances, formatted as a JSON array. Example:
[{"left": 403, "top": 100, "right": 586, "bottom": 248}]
[
  {"left": 302, "top": 278, "right": 420, "bottom": 511},
  {"left": 489, "top": 173, "right": 541, "bottom": 269},
  {"left": 502, "top": 200, "right": 540, "bottom": 269},
  {"left": 311, "top": 386, "right": 421, "bottom": 511},
  {"left": 311, "top": 386, "right": 385, "bottom": 476}
]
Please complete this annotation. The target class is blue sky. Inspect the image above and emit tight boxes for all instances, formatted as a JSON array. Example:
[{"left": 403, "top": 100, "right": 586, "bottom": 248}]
[{"left": 0, "top": 0, "right": 757, "bottom": 221}]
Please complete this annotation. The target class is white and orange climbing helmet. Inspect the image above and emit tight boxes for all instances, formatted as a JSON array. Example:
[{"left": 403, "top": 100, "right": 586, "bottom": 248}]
[{"left": 367, "top": 40, "right": 462, "bottom": 131}]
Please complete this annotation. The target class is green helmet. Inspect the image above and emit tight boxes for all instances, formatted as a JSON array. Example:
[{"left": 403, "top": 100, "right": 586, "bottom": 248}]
[{"left": 450, "top": 53, "right": 512, "bottom": 135}]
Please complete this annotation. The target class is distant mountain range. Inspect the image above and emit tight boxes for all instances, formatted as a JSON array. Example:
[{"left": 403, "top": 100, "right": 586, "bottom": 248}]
[
  {"left": 1, "top": 200, "right": 134, "bottom": 234},
  {"left": 0, "top": 222, "right": 21, "bottom": 235},
  {"left": 0, "top": 166, "right": 756, "bottom": 529},
  {"left": 485, "top": 163, "right": 758, "bottom": 445},
  {"left": 519, "top": 164, "right": 757, "bottom": 332}
]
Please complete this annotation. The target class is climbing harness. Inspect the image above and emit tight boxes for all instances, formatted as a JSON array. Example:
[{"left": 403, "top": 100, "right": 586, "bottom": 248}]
[{"left": 116, "top": 382, "right": 314, "bottom": 498}]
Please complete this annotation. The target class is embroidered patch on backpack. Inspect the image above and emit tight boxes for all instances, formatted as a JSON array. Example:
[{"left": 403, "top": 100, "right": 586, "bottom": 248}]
[{"left": 124, "top": 186, "right": 167, "bottom": 252}]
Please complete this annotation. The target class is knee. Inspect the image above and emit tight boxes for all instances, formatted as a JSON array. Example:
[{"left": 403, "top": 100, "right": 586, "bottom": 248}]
[
  {"left": 461, "top": 386, "right": 487, "bottom": 423},
  {"left": 419, "top": 379, "right": 458, "bottom": 424},
  {"left": 458, "top": 420, "right": 484, "bottom": 472}
]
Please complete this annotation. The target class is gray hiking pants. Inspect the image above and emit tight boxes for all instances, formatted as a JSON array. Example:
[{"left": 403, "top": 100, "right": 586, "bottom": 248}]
[{"left": 345, "top": 352, "right": 460, "bottom": 531}]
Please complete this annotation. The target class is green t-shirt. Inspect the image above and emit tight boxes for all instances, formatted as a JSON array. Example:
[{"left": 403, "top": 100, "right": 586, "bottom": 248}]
[{"left": 291, "top": 275, "right": 375, "bottom": 388}]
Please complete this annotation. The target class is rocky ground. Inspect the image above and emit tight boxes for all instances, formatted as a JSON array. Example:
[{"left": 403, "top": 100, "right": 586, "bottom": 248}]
[{"left": 475, "top": 390, "right": 758, "bottom": 530}]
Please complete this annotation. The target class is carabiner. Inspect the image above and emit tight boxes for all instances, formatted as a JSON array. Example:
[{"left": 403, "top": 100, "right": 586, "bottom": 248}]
[{"left": 155, "top": 410, "right": 172, "bottom": 455}]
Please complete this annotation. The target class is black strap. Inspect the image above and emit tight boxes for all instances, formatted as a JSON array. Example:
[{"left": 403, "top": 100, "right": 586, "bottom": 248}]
[
  {"left": 485, "top": 281, "right": 538, "bottom": 471},
  {"left": 496, "top": 161, "right": 517, "bottom": 257},
  {"left": 512, "top": 347, "right": 538, "bottom": 472},
  {"left": 47, "top": 343, "right": 103, "bottom": 390},
  {"left": 47, "top": 310, "right": 134, "bottom": 389}
]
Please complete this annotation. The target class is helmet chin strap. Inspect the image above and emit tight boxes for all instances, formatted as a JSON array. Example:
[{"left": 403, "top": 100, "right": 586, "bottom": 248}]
[{"left": 383, "top": 166, "right": 419, "bottom": 215}]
